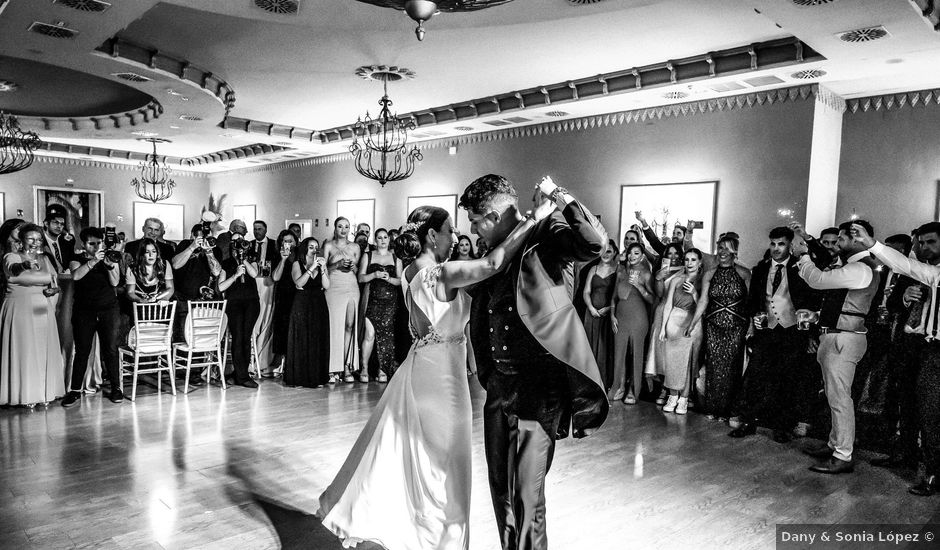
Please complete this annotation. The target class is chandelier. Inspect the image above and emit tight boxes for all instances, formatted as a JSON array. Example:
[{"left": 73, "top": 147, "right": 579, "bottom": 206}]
[
  {"left": 354, "top": 0, "right": 516, "bottom": 41},
  {"left": 350, "top": 73, "right": 422, "bottom": 187},
  {"left": 131, "top": 138, "right": 176, "bottom": 202},
  {"left": 0, "top": 111, "right": 42, "bottom": 175}
]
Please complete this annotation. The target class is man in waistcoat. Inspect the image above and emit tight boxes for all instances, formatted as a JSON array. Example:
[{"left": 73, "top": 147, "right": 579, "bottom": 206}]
[
  {"left": 461, "top": 174, "right": 608, "bottom": 550},
  {"left": 792, "top": 220, "right": 881, "bottom": 474}
]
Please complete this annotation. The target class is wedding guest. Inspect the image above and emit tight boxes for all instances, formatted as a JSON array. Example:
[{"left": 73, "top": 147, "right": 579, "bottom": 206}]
[
  {"left": 288, "top": 223, "right": 302, "bottom": 240},
  {"left": 358, "top": 228, "right": 402, "bottom": 382},
  {"left": 270, "top": 230, "right": 298, "bottom": 375},
  {"left": 645, "top": 242, "right": 684, "bottom": 404},
  {"left": 450, "top": 235, "right": 477, "bottom": 261},
  {"left": 284, "top": 237, "right": 330, "bottom": 387},
  {"left": 323, "top": 217, "right": 361, "bottom": 383},
  {"left": 659, "top": 249, "right": 705, "bottom": 414},
  {"left": 0, "top": 218, "right": 26, "bottom": 309},
  {"left": 0, "top": 223, "right": 65, "bottom": 407},
  {"left": 250, "top": 220, "right": 280, "bottom": 377},
  {"left": 476, "top": 237, "right": 489, "bottom": 257},
  {"left": 218, "top": 239, "right": 260, "bottom": 388},
  {"left": 171, "top": 224, "right": 223, "bottom": 348},
  {"left": 42, "top": 205, "right": 77, "bottom": 273},
  {"left": 611, "top": 242, "right": 653, "bottom": 403},
  {"left": 582, "top": 240, "right": 617, "bottom": 391},
  {"left": 124, "top": 217, "right": 174, "bottom": 261},
  {"left": 690, "top": 235, "right": 751, "bottom": 420},
  {"left": 62, "top": 227, "right": 122, "bottom": 407},
  {"left": 216, "top": 219, "right": 248, "bottom": 262},
  {"left": 125, "top": 238, "right": 175, "bottom": 304}
]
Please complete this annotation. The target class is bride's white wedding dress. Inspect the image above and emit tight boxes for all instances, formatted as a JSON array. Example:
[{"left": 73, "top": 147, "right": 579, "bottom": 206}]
[{"left": 319, "top": 263, "right": 472, "bottom": 550}]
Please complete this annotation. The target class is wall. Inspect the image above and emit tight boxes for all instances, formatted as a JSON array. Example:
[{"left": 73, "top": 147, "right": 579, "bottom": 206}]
[
  {"left": 838, "top": 105, "right": 940, "bottom": 237},
  {"left": 0, "top": 158, "right": 210, "bottom": 239},
  {"left": 211, "top": 98, "right": 816, "bottom": 267}
]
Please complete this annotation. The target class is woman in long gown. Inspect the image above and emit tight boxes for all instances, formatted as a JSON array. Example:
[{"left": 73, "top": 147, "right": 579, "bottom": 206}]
[
  {"left": 270, "top": 230, "right": 298, "bottom": 373},
  {"left": 0, "top": 223, "right": 65, "bottom": 407},
  {"left": 323, "top": 217, "right": 362, "bottom": 383},
  {"left": 611, "top": 243, "right": 654, "bottom": 403},
  {"left": 644, "top": 242, "right": 684, "bottom": 404},
  {"left": 358, "top": 228, "right": 402, "bottom": 382},
  {"left": 689, "top": 235, "right": 751, "bottom": 420},
  {"left": 581, "top": 240, "right": 617, "bottom": 391},
  {"left": 448, "top": 234, "right": 478, "bottom": 377},
  {"left": 659, "top": 248, "right": 705, "bottom": 415},
  {"left": 319, "top": 197, "right": 555, "bottom": 550},
  {"left": 284, "top": 237, "right": 331, "bottom": 387}
]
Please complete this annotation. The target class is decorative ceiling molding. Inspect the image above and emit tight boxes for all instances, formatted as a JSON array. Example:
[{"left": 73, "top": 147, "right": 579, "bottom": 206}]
[
  {"left": 94, "top": 37, "right": 236, "bottom": 115},
  {"left": 815, "top": 85, "right": 846, "bottom": 113},
  {"left": 182, "top": 144, "right": 293, "bottom": 166},
  {"left": 34, "top": 154, "right": 208, "bottom": 177},
  {"left": 16, "top": 101, "right": 164, "bottom": 133},
  {"left": 845, "top": 87, "right": 940, "bottom": 113},
  {"left": 35, "top": 140, "right": 291, "bottom": 170},
  {"left": 215, "top": 85, "right": 819, "bottom": 176},
  {"left": 315, "top": 37, "right": 821, "bottom": 144},
  {"left": 220, "top": 117, "right": 318, "bottom": 142}
]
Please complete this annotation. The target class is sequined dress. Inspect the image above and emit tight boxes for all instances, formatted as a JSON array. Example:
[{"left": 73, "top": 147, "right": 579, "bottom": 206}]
[
  {"left": 703, "top": 265, "right": 748, "bottom": 417},
  {"left": 365, "top": 261, "right": 399, "bottom": 376}
]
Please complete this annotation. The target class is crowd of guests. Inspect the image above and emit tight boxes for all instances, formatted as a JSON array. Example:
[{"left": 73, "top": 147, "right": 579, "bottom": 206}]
[
  {"left": 577, "top": 211, "right": 940, "bottom": 496},
  {"left": 3, "top": 198, "right": 940, "bottom": 498}
]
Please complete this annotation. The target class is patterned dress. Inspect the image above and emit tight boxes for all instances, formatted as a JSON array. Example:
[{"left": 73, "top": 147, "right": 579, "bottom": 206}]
[
  {"left": 364, "top": 260, "right": 399, "bottom": 376},
  {"left": 703, "top": 265, "right": 748, "bottom": 417}
]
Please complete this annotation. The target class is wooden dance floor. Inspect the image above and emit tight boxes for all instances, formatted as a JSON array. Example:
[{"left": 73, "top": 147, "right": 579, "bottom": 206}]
[{"left": 1, "top": 376, "right": 937, "bottom": 550}]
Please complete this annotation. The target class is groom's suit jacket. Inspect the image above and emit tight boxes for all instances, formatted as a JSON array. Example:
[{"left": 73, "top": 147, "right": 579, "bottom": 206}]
[{"left": 470, "top": 200, "right": 609, "bottom": 439}]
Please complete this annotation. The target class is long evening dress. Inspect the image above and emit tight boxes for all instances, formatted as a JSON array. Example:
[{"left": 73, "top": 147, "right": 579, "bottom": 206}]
[
  {"left": 703, "top": 265, "right": 748, "bottom": 417},
  {"left": 364, "top": 259, "right": 399, "bottom": 377},
  {"left": 319, "top": 264, "right": 471, "bottom": 550},
  {"left": 0, "top": 253, "right": 65, "bottom": 405},
  {"left": 270, "top": 265, "right": 298, "bottom": 360},
  {"left": 284, "top": 263, "right": 330, "bottom": 387},
  {"left": 663, "top": 278, "right": 703, "bottom": 392},
  {"left": 325, "top": 252, "right": 360, "bottom": 374},
  {"left": 582, "top": 271, "right": 615, "bottom": 388},
  {"left": 612, "top": 272, "right": 650, "bottom": 396}
]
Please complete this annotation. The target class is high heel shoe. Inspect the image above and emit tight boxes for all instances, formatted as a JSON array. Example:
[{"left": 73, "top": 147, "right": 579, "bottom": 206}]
[
  {"left": 655, "top": 388, "right": 667, "bottom": 405},
  {"left": 623, "top": 393, "right": 636, "bottom": 405},
  {"left": 611, "top": 388, "right": 625, "bottom": 402}
]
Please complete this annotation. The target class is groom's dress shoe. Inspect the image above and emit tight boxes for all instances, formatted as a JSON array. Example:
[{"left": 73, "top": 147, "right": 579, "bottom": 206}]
[
  {"left": 728, "top": 423, "right": 756, "bottom": 438},
  {"left": 803, "top": 445, "right": 834, "bottom": 459},
  {"left": 809, "top": 457, "right": 854, "bottom": 474}
]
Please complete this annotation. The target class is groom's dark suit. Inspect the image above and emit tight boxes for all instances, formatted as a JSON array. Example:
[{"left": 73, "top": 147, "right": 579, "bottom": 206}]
[{"left": 469, "top": 199, "right": 608, "bottom": 550}]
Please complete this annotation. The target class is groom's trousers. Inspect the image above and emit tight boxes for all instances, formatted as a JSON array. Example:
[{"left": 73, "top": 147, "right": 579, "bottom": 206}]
[{"left": 484, "top": 362, "right": 567, "bottom": 550}]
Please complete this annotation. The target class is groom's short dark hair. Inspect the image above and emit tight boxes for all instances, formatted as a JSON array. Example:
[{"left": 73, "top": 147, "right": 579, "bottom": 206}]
[{"left": 459, "top": 174, "right": 518, "bottom": 215}]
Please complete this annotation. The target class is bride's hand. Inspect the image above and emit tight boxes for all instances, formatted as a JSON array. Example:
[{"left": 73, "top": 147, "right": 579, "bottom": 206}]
[{"left": 530, "top": 185, "right": 557, "bottom": 222}]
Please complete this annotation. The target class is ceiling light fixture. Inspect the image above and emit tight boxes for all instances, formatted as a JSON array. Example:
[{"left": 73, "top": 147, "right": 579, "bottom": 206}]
[
  {"left": 0, "top": 112, "right": 42, "bottom": 175},
  {"left": 356, "top": 0, "right": 514, "bottom": 41},
  {"left": 350, "top": 69, "right": 421, "bottom": 187},
  {"left": 0, "top": 80, "right": 19, "bottom": 93},
  {"left": 131, "top": 138, "right": 175, "bottom": 202}
]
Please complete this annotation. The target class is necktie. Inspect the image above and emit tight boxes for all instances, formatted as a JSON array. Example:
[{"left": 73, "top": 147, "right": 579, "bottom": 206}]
[
  {"left": 52, "top": 241, "right": 63, "bottom": 270},
  {"left": 771, "top": 264, "right": 783, "bottom": 295},
  {"left": 927, "top": 285, "right": 940, "bottom": 339}
]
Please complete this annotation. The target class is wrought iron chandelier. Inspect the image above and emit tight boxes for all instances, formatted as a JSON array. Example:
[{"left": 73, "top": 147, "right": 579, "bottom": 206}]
[
  {"left": 131, "top": 138, "right": 176, "bottom": 202},
  {"left": 350, "top": 75, "right": 422, "bottom": 187},
  {"left": 0, "top": 111, "right": 42, "bottom": 175}
]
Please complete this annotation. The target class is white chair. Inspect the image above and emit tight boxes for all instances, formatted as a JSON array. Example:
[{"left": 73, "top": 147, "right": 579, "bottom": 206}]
[
  {"left": 172, "top": 300, "right": 227, "bottom": 392},
  {"left": 119, "top": 301, "right": 177, "bottom": 401}
]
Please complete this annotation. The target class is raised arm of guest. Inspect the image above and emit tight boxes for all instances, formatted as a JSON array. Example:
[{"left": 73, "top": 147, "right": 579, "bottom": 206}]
[
  {"left": 636, "top": 211, "right": 667, "bottom": 257},
  {"left": 4, "top": 254, "right": 54, "bottom": 285}
]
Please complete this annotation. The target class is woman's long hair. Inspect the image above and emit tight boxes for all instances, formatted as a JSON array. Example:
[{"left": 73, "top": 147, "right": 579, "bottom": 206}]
[
  {"left": 275, "top": 229, "right": 298, "bottom": 264},
  {"left": 449, "top": 234, "right": 477, "bottom": 261},
  {"left": 394, "top": 206, "right": 449, "bottom": 263},
  {"left": 298, "top": 237, "right": 320, "bottom": 269},
  {"left": 133, "top": 238, "right": 166, "bottom": 284}
]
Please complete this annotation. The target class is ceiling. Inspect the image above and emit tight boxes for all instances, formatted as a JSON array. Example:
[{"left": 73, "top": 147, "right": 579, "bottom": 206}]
[{"left": 1, "top": 0, "right": 939, "bottom": 173}]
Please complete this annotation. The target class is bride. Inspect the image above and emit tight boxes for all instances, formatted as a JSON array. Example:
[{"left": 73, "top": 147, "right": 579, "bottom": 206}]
[{"left": 318, "top": 190, "right": 556, "bottom": 550}]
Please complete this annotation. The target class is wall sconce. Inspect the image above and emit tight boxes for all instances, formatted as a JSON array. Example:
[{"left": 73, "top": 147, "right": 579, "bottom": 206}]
[
  {"left": 315, "top": 219, "right": 319, "bottom": 227},
  {"left": 448, "top": 143, "right": 458, "bottom": 156}
]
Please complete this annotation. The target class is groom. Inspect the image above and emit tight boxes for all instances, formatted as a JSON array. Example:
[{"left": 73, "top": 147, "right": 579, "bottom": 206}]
[{"left": 460, "top": 174, "right": 609, "bottom": 550}]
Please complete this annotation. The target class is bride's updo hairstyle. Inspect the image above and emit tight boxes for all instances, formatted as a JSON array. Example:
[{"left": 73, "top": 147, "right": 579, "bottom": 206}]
[{"left": 394, "top": 206, "right": 450, "bottom": 263}]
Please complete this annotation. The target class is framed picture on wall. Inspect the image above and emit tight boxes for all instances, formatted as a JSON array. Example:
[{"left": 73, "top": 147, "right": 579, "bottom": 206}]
[
  {"left": 34, "top": 186, "right": 103, "bottom": 239},
  {"left": 233, "top": 204, "right": 257, "bottom": 225},
  {"left": 285, "top": 219, "right": 313, "bottom": 239},
  {"left": 619, "top": 181, "right": 718, "bottom": 254},
  {"left": 337, "top": 199, "right": 375, "bottom": 241},
  {"left": 133, "top": 202, "right": 185, "bottom": 242},
  {"left": 406, "top": 194, "right": 458, "bottom": 228}
]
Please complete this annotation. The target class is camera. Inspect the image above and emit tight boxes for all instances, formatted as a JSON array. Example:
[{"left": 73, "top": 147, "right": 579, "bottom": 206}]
[
  {"left": 230, "top": 235, "right": 255, "bottom": 263},
  {"left": 194, "top": 221, "right": 217, "bottom": 247},
  {"left": 688, "top": 220, "right": 704, "bottom": 230},
  {"left": 103, "top": 223, "right": 123, "bottom": 263}
]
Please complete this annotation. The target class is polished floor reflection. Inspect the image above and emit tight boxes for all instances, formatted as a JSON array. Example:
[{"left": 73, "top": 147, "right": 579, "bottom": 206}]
[{"left": 1, "top": 376, "right": 936, "bottom": 550}]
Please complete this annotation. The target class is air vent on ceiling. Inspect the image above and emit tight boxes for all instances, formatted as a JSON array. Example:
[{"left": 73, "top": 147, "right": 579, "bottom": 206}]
[
  {"left": 27, "top": 21, "right": 79, "bottom": 39},
  {"left": 454, "top": 126, "right": 474, "bottom": 131},
  {"left": 111, "top": 72, "right": 152, "bottom": 82},
  {"left": 53, "top": 0, "right": 112, "bottom": 12},
  {"left": 483, "top": 120, "right": 511, "bottom": 127},
  {"left": 710, "top": 82, "right": 746, "bottom": 93},
  {"left": 504, "top": 116, "right": 532, "bottom": 124},
  {"left": 179, "top": 114, "right": 203, "bottom": 121},
  {"left": 545, "top": 110, "right": 569, "bottom": 117},
  {"left": 743, "top": 75, "right": 786, "bottom": 87},
  {"left": 837, "top": 25, "right": 889, "bottom": 43},
  {"left": 791, "top": 0, "right": 838, "bottom": 6},
  {"left": 253, "top": 0, "right": 299, "bottom": 15},
  {"left": 791, "top": 69, "right": 827, "bottom": 80},
  {"left": 662, "top": 91, "right": 689, "bottom": 100}
]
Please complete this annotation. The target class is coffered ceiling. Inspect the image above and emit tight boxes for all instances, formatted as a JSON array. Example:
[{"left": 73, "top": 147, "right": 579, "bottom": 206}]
[{"left": 1, "top": 0, "right": 939, "bottom": 173}]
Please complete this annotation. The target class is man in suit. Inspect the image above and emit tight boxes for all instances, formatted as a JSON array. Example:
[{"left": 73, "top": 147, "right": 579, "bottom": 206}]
[
  {"left": 215, "top": 219, "right": 248, "bottom": 261},
  {"left": 460, "top": 174, "right": 608, "bottom": 550},
  {"left": 42, "top": 204, "right": 78, "bottom": 273},
  {"left": 729, "top": 226, "right": 820, "bottom": 443},
  {"left": 250, "top": 219, "right": 280, "bottom": 377},
  {"left": 124, "top": 217, "right": 175, "bottom": 261}
]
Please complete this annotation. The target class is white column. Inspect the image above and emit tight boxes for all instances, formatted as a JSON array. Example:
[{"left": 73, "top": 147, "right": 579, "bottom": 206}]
[{"left": 805, "top": 85, "right": 846, "bottom": 235}]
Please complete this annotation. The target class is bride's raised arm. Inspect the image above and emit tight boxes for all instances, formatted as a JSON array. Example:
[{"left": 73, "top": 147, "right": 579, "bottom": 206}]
[{"left": 440, "top": 195, "right": 556, "bottom": 293}]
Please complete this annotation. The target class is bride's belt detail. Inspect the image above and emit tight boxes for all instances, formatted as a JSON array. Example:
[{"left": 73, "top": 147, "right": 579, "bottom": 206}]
[{"left": 413, "top": 331, "right": 467, "bottom": 350}]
